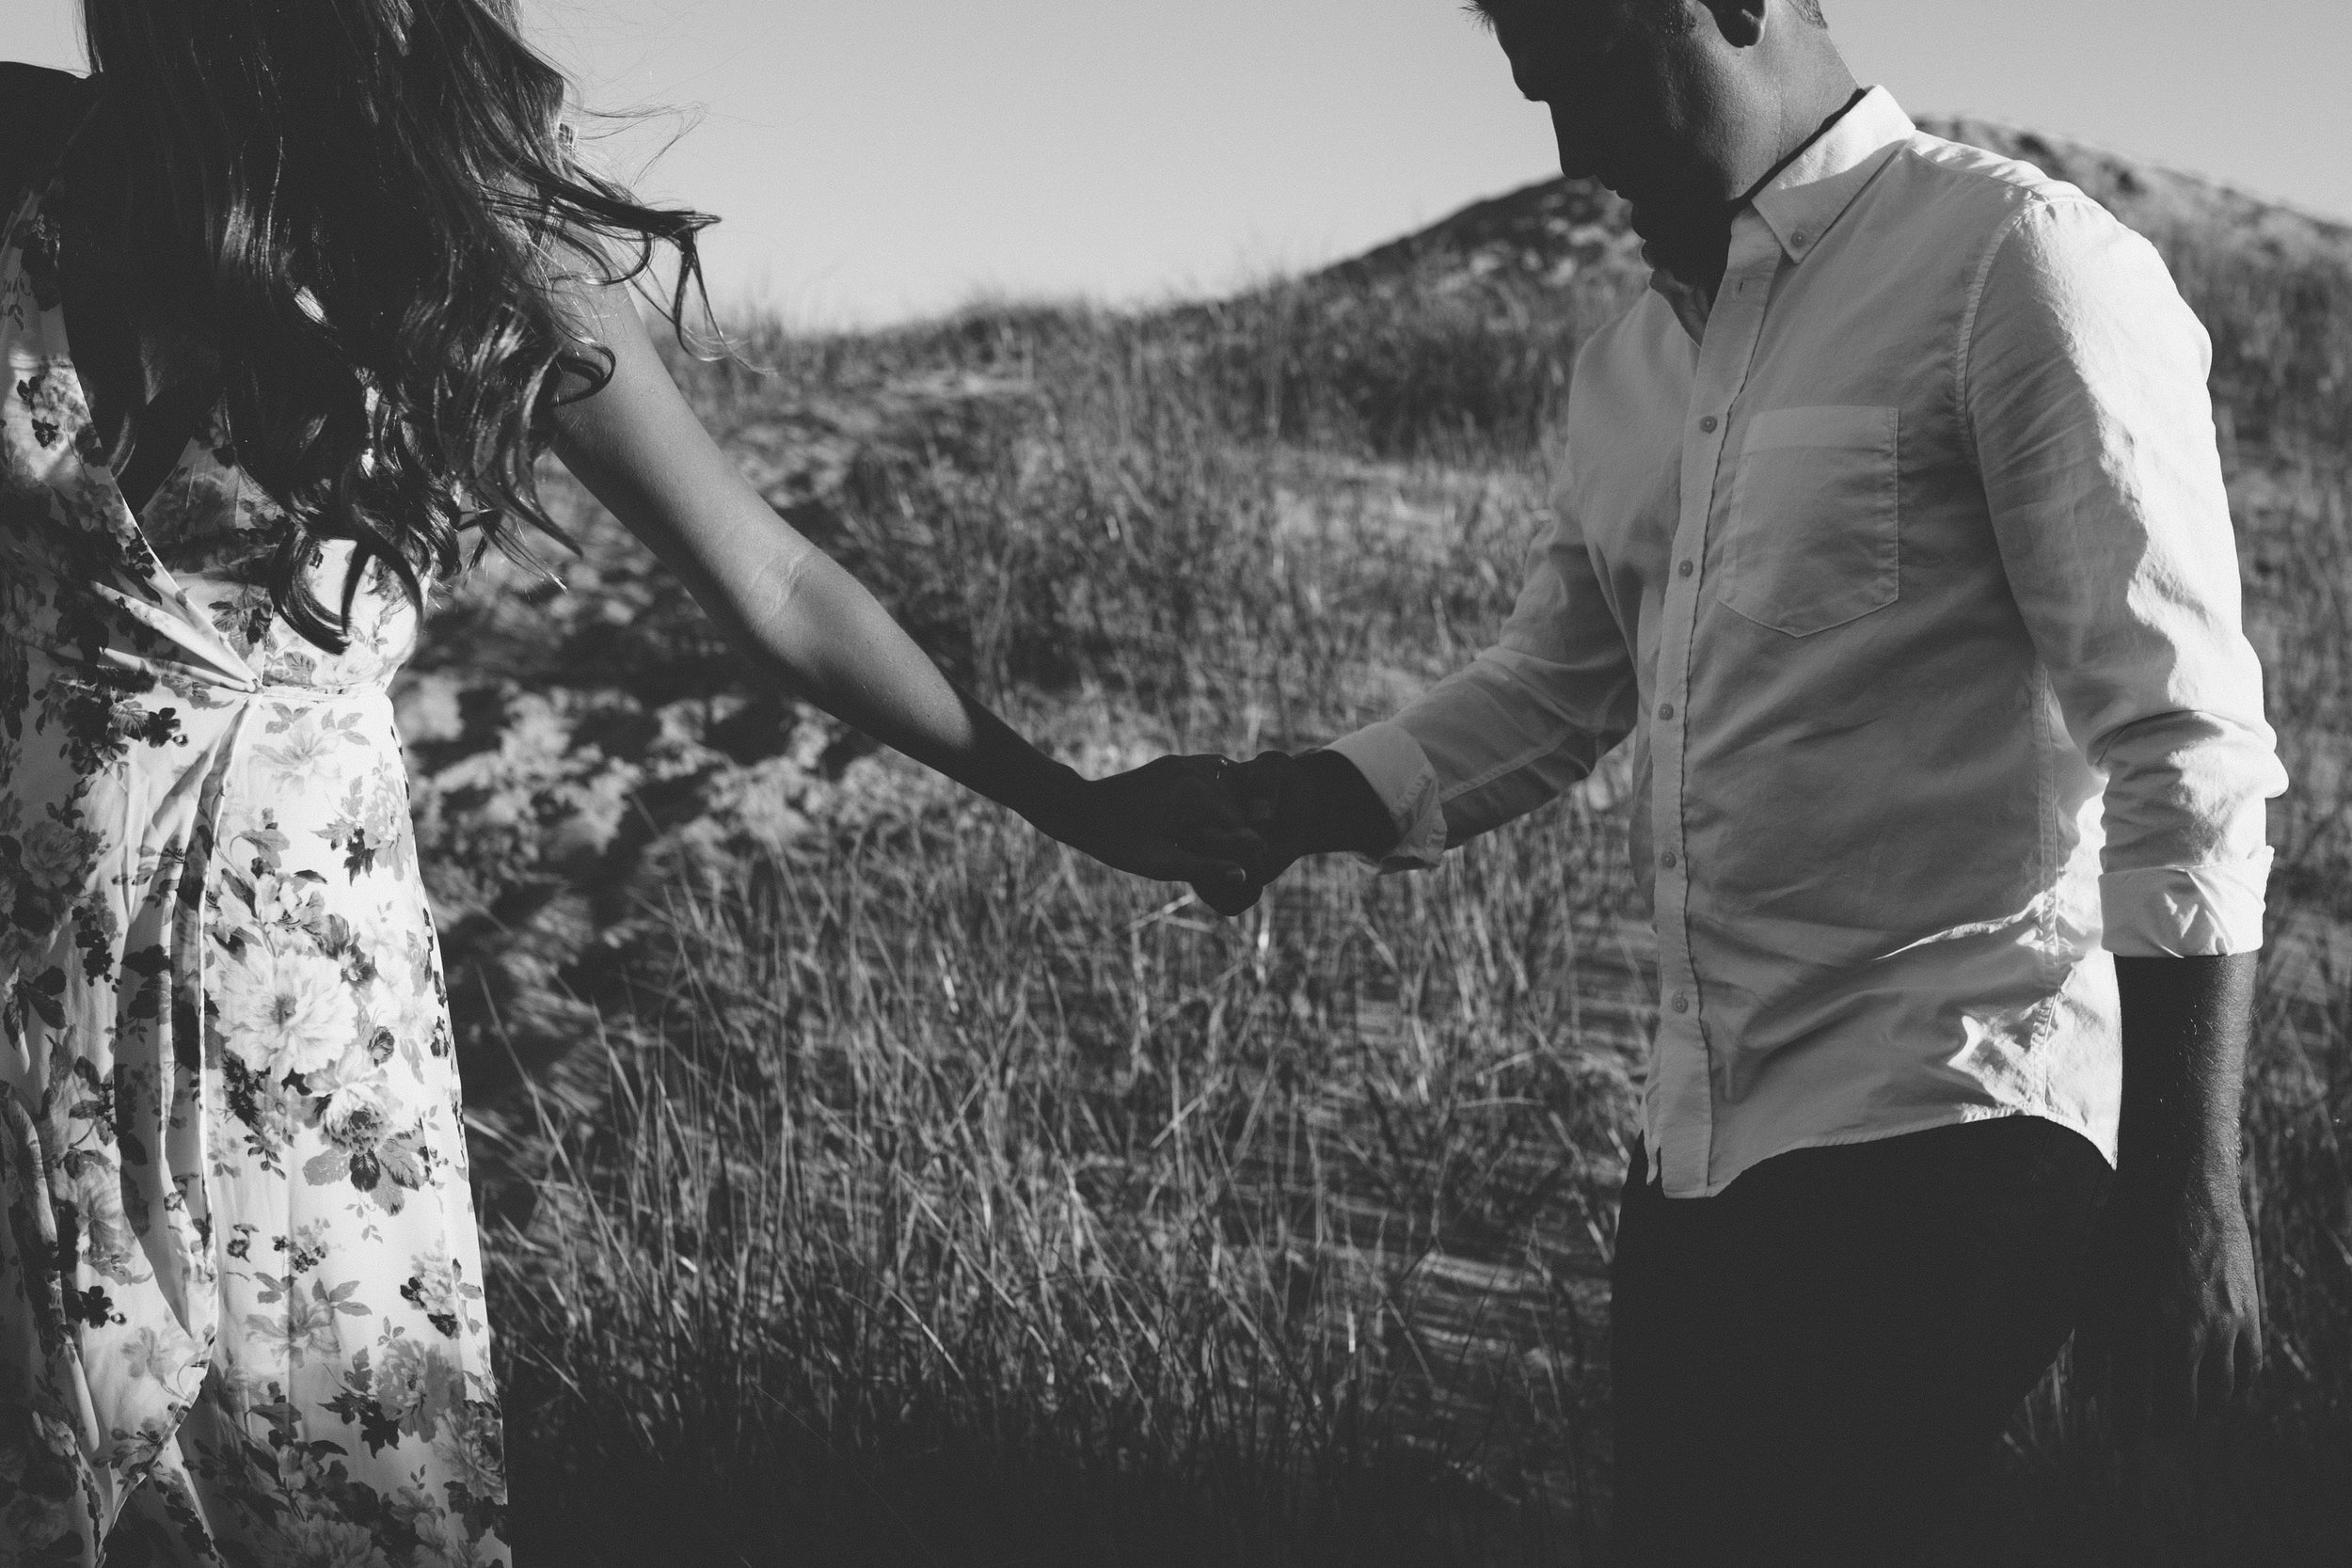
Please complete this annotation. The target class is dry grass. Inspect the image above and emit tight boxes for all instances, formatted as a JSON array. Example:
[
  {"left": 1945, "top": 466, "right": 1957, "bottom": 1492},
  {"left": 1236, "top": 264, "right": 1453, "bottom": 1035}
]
[{"left": 472, "top": 224, "right": 2352, "bottom": 1564}]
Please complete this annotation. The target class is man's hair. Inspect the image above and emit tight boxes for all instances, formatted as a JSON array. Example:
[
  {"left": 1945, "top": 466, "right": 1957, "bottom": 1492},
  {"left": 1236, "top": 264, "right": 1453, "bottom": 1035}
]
[{"left": 1467, "top": 0, "right": 1829, "bottom": 32}]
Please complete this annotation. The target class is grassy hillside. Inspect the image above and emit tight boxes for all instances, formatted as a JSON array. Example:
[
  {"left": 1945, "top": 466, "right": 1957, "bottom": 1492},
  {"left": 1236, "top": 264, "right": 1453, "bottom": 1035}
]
[{"left": 405, "top": 132, "right": 2352, "bottom": 1564}]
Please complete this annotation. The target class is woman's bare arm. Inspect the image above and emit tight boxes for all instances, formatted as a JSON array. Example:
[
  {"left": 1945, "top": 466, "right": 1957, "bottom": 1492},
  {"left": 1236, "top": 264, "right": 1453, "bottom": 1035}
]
[{"left": 547, "top": 279, "right": 1255, "bottom": 890}]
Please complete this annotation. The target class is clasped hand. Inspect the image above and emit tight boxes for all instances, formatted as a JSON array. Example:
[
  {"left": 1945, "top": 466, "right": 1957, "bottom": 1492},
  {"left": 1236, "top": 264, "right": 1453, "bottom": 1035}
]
[{"left": 1061, "top": 752, "right": 1314, "bottom": 916}]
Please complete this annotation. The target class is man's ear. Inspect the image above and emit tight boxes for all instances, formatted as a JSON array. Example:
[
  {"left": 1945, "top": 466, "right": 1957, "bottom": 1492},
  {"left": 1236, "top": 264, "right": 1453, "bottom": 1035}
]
[{"left": 1694, "top": 0, "right": 1768, "bottom": 46}]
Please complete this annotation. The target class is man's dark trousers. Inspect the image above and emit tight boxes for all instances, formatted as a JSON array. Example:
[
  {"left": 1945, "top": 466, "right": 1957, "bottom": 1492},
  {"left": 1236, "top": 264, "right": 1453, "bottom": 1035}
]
[{"left": 1609, "top": 1116, "right": 2110, "bottom": 1566}]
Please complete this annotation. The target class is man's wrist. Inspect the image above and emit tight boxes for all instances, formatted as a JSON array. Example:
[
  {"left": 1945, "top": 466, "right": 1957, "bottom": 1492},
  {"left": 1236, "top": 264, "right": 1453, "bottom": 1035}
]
[
  {"left": 2115, "top": 1146, "right": 2241, "bottom": 1204},
  {"left": 1289, "top": 749, "right": 1401, "bottom": 861}
]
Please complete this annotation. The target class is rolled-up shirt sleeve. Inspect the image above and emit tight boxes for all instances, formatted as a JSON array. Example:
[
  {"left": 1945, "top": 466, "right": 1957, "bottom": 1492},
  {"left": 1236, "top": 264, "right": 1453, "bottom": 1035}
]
[
  {"left": 1328, "top": 489, "right": 1639, "bottom": 873},
  {"left": 1965, "top": 197, "right": 2287, "bottom": 956}
]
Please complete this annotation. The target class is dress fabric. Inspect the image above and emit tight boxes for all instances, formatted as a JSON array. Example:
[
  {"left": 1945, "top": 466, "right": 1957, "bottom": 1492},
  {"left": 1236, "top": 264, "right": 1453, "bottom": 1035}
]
[{"left": 0, "top": 151, "right": 508, "bottom": 1564}]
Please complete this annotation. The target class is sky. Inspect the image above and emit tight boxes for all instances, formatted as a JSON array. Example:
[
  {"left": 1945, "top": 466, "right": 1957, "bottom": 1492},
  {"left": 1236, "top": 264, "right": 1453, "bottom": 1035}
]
[{"left": 10, "top": 0, "right": 2349, "bottom": 327}]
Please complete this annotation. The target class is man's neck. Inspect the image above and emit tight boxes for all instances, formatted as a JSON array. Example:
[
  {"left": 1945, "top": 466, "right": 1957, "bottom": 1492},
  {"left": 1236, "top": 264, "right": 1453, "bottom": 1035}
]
[
  {"left": 1635, "top": 71, "right": 1865, "bottom": 301},
  {"left": 1722, "top": 54, "right": 1865, "bottom": 203}
]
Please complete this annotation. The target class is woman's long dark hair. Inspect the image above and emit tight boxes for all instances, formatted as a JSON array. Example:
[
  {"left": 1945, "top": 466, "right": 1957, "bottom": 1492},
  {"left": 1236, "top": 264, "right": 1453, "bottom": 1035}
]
[{"left": 81, "top": 0, "right": 717, "bottom": 648}]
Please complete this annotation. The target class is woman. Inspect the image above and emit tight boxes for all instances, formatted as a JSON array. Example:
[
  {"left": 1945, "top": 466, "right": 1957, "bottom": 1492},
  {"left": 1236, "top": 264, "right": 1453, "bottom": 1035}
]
[{"left": 0, "top": 6, "right": 1250, "bottom": 1561}]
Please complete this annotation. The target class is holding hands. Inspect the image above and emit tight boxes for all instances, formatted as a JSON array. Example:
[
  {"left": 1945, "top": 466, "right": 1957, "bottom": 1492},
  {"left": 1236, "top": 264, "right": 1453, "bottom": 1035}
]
[
  {"left": 1075, "top": 749, "right": 1398, "bottom": 916},
  {"left": 1048, "top": 753, "right": 1265, "bottom": 908}
]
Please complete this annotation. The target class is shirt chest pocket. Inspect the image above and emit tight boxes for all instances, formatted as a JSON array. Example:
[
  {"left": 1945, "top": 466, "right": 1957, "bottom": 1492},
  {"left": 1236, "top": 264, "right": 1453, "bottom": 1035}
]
[{"left": 1716, "top": 404, "right": 1900, "bottom": 637}]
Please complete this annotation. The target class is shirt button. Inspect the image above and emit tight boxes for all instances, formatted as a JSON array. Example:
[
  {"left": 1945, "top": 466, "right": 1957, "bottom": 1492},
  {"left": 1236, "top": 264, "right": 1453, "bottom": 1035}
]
[
  {"left": 1658, "top": 702, "right": 1675, "bottom": 720},
  {"left": 1671, "top": 993, "right": 1691, "bottom": 1014},
  {"left": 1791, "top": 230, "right": 1809, "bottom": 247},
  {"left": 1678, "top": 560, "right": 1694, "bottom": 578},
  {"left": 1660, "top": 850, "right": 1677, "bottom": 869},
  {"left": 1699, "top": 415, "right": 1719, "bottom": 434}
]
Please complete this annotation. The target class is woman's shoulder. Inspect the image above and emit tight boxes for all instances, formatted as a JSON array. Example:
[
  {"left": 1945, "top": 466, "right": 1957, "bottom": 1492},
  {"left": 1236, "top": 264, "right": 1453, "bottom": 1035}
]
[{"left": 0, "top": 64, "right": 98, "bottom": 214}]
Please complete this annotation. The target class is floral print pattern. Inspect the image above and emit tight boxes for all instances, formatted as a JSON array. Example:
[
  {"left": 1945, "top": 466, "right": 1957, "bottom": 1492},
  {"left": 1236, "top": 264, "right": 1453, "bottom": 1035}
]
[{"left": 2, "top": 150, "right": 506, "bottom": 1564}]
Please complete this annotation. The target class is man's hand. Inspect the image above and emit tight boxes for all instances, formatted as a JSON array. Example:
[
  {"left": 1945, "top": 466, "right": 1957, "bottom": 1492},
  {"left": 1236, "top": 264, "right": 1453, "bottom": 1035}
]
[
  {"left": 2076, "top": 952, "right": 2265, "bottom": 1441},
  {"left": 1194, "top": 749, "right": 1404, "bottom": 913},
  {"left": 1085, "top": 749, "right": 1403, "bottom": 916},
  {"left": 1041, "top": 754, "right": 1263, "bottom": 908},
  {"left": 2076, "top": 1167, "right": 2263, "bottom": 1440},
  {"left": 1202, "top": 752, "right": 1316, "bottom": 909},
  {"left": 1082, "top": 752, "right": 1287, "bottom": 916}
]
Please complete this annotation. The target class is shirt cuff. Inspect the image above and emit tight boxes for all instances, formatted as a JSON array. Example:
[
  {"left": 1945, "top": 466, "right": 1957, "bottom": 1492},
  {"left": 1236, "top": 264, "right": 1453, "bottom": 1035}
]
[
  {"left": 1324, "top": 721, "right": 1447, "bottom": 873},
  {"left": 2100, "top": 848, "right": 2273, "bottom": 957}
]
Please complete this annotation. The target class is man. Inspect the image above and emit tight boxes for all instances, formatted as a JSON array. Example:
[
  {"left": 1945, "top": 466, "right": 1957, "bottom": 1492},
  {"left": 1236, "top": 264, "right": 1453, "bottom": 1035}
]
[{"left": 1134, "top": 0, "right": 2284, "bottom": 1560}]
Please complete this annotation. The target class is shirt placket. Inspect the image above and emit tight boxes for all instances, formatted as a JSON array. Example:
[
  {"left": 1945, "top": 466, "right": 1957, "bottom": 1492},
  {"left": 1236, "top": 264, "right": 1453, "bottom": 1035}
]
[{"left": 1645, "top": 214, "right": 1787, "bottom": 1196}]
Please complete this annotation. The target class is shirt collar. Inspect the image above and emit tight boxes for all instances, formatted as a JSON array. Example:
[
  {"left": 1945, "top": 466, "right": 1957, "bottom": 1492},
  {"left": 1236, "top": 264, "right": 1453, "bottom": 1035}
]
[{"left": 1747, "top": 85, "right": 1915, "bottom": 263}]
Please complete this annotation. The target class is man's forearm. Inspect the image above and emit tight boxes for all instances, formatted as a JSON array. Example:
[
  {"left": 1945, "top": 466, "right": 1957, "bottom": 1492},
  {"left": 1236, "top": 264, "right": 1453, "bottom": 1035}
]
[
  {"left": 2087, "top": 950, "right": 2264, "bottom": 1433},
  {"left": 2112, "top": 953, "right": 2256, "bottom": 1191}
]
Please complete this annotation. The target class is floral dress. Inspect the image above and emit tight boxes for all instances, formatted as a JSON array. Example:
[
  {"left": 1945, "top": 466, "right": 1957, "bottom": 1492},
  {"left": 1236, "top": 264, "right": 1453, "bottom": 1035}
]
[{"left": 0, "top": 132, "right": 507, "bottom": 1565}]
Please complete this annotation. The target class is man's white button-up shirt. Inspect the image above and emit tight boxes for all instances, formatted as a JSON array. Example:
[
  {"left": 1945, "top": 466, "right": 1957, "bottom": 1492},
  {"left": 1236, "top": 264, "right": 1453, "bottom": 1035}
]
[{"left": 1328, "top": 89, "right": 2287, "bottom": 1197}]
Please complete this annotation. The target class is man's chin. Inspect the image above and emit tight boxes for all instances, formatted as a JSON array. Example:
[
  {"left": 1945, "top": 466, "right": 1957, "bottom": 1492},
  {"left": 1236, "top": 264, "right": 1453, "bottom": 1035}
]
[
  {"left": 1554, "top": 140, "right": 1623, "bottom": 194},
  {"left": 1564, "top": 151, "right": 1670, "bottom": 213},
  {"left": 1564, "top": 159, "right": 1626, "bottom": 196},
  {"left": 1598, "top": 167, "right": 1665, "bottom": 211}
]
